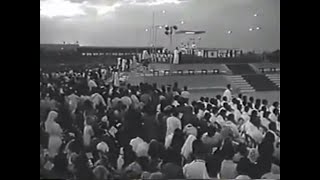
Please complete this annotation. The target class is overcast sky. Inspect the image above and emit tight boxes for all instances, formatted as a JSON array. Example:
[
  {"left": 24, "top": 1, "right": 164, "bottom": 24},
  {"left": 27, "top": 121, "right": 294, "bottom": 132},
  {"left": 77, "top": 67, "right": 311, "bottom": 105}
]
[{"left": 40, "top": 0, "right": 280, "bottom": 51}]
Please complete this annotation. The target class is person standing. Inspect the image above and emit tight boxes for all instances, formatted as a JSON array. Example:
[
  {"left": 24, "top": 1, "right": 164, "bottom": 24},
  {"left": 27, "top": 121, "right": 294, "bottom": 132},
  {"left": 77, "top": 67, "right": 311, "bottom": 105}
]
[
  {"left": 117, "top": 57, "right": 122, "bottom": 70},
  {"left": 45, "top": 111, "right": 63, "bottom": 159},
  {"left": 223, "top": 84, "right": 232, "bottom": 102},
  {"left": 122, "top": 59, "right": 126, "bottom": 72},
  {"left": 113, "top": 69, "right": 120, "bottom": 87},
  {"left": 173, "top": 47, "right": 180, "bottom": 64},
  {"left": 132, "top": 55, "right": 137, "bottom": 70}
]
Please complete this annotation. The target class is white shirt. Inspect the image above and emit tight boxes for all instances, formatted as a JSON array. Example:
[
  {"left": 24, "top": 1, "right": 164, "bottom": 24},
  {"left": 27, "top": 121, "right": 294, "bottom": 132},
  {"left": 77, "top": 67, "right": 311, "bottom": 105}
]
[
  {"left": 197, "top": 109, "right": 205, "bottom": 120},
  {"left": 220, "top": 160, "right": 237, "bottom": 179},
  {"left": 129, "top": 137, "right": 144, "bottom": 153},
  {"left": 234, "top": 109, "right": 242, "bottom": 122},
  {"left": 83, "top": 125, "right": 94, "bottom": 147},
  {"left": 164, "top": 133, "right": 174, "bottom": 149},
  {"left": 67, "top": 93, "right": 80, "bottom": 113},
  {"left": 269, "top": 113, "right": 278, "bottom": 122},
  {"left": 260, "top": 117, "right": 270, "bottom": 129},
  {"left": 223, "top": 89, "right": 232, "bottom": 102},
  {"left": 181, "top": 91, "right": 190, "bottom": 99},
  {"left": 242, "top": 121, "right": 264, "bottom": 144},
  {"left": 181, "top": 134, "right": 197, "bottom": 160},
  {"left": 88, "top": 80, "right": 97, "bottom": 91},
  {"left": 166, "top": 116, "right": 182, "bottom": 137},
  {"left": 216, "top": 115, "right": 226, "bottom": 126},
  {"left": 241, "top": 113, "right": 250, "bottom": 123},
  {"left": 91, "top": 93, "right": 106, "bottom": 109},
  {"left": 209, "top": 113, "right": 217, "bottom": 124},
  {"left": 183, "top": 159, "right": 210, "bottom": 179}
]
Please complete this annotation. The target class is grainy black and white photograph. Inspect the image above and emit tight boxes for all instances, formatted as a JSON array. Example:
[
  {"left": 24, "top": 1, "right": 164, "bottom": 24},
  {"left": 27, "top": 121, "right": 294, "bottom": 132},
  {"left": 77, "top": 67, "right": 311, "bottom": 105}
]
[{"left": 40, "top": 0, "right": 280, "bottom": 179}]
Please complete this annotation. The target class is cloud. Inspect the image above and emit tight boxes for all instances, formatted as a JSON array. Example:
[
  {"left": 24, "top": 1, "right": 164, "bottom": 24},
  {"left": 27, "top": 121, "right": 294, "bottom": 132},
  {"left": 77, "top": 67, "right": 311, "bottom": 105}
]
[{"left": 40, "top": 0, "right": 279, "bottom": 51}]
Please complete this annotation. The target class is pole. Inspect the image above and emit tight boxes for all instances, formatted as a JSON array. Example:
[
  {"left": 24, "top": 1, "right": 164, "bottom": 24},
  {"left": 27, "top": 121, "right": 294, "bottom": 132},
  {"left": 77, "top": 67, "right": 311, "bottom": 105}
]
[
  {"left": 155, "top": 27, "right": 158, "bottom": 49},
  {"left": 152, "top": 11, "right": 155, "bottom": 53},
  {"left": 170, "top": 33, "right": 173, "bottom": 50}
]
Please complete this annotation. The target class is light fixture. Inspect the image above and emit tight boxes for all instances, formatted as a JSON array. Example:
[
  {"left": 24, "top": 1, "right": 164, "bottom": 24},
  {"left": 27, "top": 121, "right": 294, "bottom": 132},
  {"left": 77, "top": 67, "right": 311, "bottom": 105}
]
[
  {"left": 162, "top": 10, "right": 166, "bottom": 14},
  {"left": 254, "top": 13, "right": 258, "bottom": 17},
  {"left": 181, "top": 20, "right": 185, "bottom": 24},
  {"left": 249, "top": 28, "right": 254, "bottom": 31},
  {"left": 256, "top": 27, "right": 261, "bottom": 30},
  {"left": 145, "top": 29, "right": 149, "bottom": 32},
  {"left": 227, "top": 30, "right": 232, "bottom": 34}
]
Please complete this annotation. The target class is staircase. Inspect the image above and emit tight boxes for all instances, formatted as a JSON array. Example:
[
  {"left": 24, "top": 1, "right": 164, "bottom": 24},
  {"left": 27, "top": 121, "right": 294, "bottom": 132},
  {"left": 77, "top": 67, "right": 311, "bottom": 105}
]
[
  {"left": 227, "top": 75, "right": 255, "bottom": 93},
  {"left": 226, "top": 64, "right": 257, "bottom": 75},
  {"left": 266, "top": 74, "right": 280, "bottom": 88},
  {"left": 242, "top": 74, "right": 280, "bottom": 91}
]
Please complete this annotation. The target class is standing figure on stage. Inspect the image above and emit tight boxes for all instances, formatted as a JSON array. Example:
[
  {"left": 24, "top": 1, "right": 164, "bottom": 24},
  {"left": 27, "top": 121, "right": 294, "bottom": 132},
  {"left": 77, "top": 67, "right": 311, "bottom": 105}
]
[
  {"left": 173, "top": 47, "right": 180, "bottom": 64},
  {"left": 126, "top": 58, "right": 131, "bottom": 71},
  {"left": 113, "top": 68, "right": 120, "bottom": 87},
  {"left": 122, "top": 59, "right": 126, "bottom": 72},
  {"left": 117, "top": 58, "right": 122, "bottom": 70},
  {"left": 132, "top": 55, "right": 137, "bottom": 70}
]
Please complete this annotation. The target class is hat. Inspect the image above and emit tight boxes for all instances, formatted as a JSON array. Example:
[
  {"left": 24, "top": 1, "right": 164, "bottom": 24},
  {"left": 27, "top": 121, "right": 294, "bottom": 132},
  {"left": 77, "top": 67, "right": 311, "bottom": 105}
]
[{"left": 96, "top": 141, "right": 109, "bottom": 153}]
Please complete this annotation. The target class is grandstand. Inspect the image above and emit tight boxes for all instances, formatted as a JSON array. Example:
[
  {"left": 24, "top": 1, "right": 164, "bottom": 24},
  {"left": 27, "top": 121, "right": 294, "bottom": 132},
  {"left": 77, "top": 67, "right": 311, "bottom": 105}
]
[{"left": 40, "top": 44, "right": 280, "bottom": 93}]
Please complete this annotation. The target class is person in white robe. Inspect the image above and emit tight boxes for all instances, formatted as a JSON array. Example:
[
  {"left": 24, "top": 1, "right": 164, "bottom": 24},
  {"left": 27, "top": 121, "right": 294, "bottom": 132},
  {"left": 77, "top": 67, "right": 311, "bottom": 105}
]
[
  {"left": 88, "top": 79, "right": 98, "bottom": 92},
  {"left": 91, "top": 92, "right": 106, "bottom": 109},
  {"left": 113, "top": 70, "right": 120, "bottom": 87},
  {"left": 166, "top": 114, "right": 182, "bottom": 137},
  {"left": 223, "top": 84, "right": 232, "bottom": 102},
  {"left": 117, "top": 58, "right": 121, "bottom": 70},
  {"left": 173, "top": 47, "right": 180, "bottom": 64},
  {"left": 181, "top": 134, "right": 197, "bottom": 162},
  {"left": 132, "top": 56, "right": 137, "bottom": 70},
  {"left": 45, "top": 111, "right": 63, "bottom": 158}
]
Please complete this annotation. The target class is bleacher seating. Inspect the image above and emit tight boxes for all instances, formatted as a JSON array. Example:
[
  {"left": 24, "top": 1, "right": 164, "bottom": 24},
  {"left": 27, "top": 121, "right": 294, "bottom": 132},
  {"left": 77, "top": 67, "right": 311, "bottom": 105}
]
[
  {"left": 226, "top": 64, "right": 257, "bottom": 75},
  {"left": 242, "top": 74, "right": 280, "bottom": 91}
]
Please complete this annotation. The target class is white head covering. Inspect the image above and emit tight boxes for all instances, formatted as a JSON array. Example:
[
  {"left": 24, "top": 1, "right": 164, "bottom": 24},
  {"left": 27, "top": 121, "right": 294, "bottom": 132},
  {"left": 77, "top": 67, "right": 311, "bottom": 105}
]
[
  {"left": 45, "top": 111, "right": 58, "bottom": 133},
  {"left": 96, "top": 141, "right": 109, "bottom": 153},
  {"left": 181, "top": 134, "right": 197, "bottom": 160}
]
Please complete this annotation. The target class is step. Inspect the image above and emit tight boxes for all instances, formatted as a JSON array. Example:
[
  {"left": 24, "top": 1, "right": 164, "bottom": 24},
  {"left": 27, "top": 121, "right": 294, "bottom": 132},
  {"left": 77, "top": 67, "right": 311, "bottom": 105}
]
[
  {"left": 233, "top": 83, "right": 252, "bottom": 87},
  {"left": 266, "top": 74, "right": 280, "bottom": 77},
  {"left": 240, "top": 89, "right": 256, "bottom": 93},
  {"left": 269, "top": 78, "right": 280, "bottom": 81},
  {"left": 232, "top": 80, "right": 248, "bottom": 83},
  {"left": 228, "top": 76, "right": 244, "bottom": 79},
  {"left": 228, "top": 75, "right": 243, "bottom": 78},
  {"left": 240, "top": 87, "right": 255, "bottom": 90}
]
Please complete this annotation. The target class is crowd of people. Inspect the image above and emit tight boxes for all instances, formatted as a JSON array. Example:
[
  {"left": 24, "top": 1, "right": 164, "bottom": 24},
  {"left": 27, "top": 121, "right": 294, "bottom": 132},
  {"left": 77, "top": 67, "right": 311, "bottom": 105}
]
[
  {"left": 141, "top": 48, "right": 181, "bottom": 65},
  {"left": 40, "top": 65, "right": 280, "bottom": 180}
]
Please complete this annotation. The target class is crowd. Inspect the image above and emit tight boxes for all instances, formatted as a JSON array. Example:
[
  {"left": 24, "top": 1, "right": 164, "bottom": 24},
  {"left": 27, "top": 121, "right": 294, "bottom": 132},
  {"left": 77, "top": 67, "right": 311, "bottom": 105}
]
[
  {"left": 40, "top": 65, "right": 280, "bottom": 180},
  {"left": 141, "top": 48, "right": 181, "bottom": 65}
]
